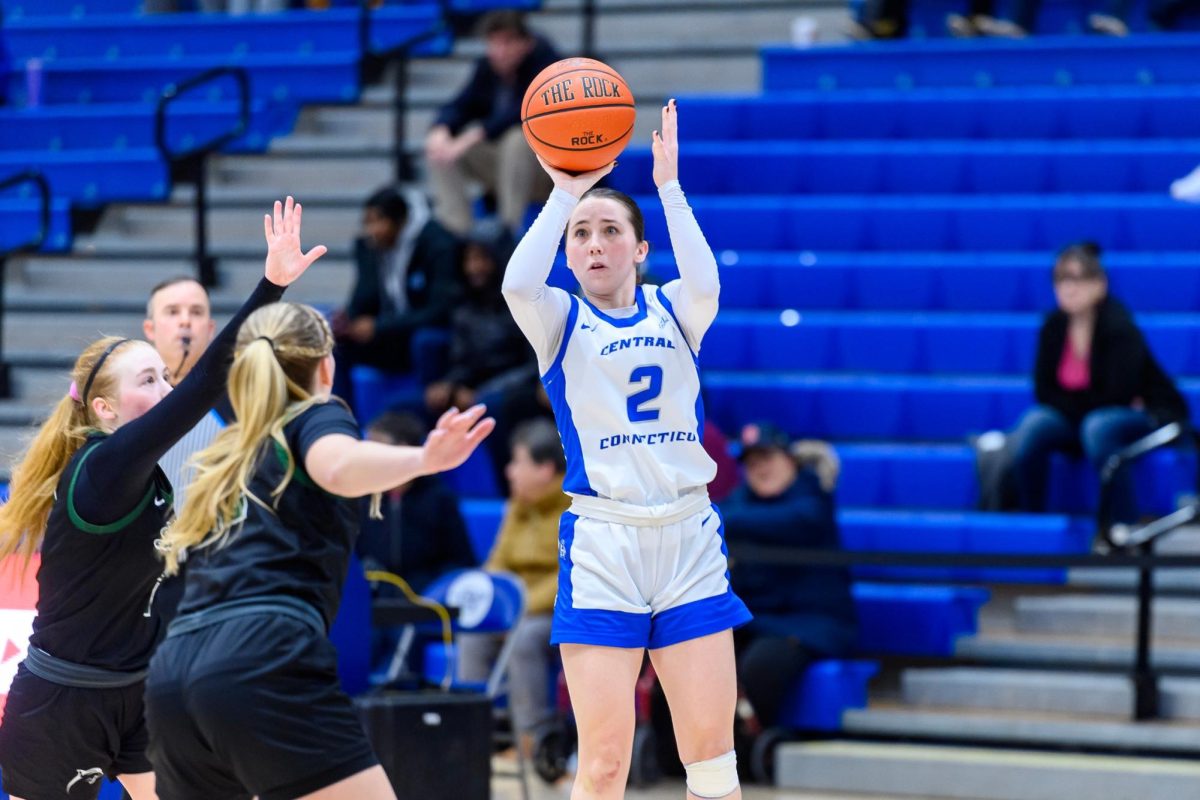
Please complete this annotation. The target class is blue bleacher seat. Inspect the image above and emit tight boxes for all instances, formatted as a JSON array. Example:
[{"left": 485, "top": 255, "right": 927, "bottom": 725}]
[
  {"left": 1, "top": 0, "right": 142, "bottom": 19},
  {"left": 677, "top": 87, "right": 1200, "bottom": 142},
  {"left": 631, "top": 195, "right": 1200, "bottom": 253},
  {"left": 853, "top": 583, "right": 990, "bottom": 657},
  {"left": 761, "top": 36, "right": 1200, "bottom": 92},
  {"left": 777, "top": 659, "right": 880, "bottom": 731},
  {"left": 0, "top": 102, "right": 296, "bottom": 154},
  {"left": 3, "top": 7, "right": 446, "bottom": 61},
  {"left": 842, "top": 509, "right": 1093, "bottom": 583},
  {"left": 0, "top": 195, "right": 73, "bottom": 252},
  {"left": 608, "top": 141, "right": 1200, "bottom": 196}
]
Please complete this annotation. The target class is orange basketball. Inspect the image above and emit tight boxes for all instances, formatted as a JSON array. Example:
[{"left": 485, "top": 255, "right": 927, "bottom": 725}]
[{"left": 522, "top": 57, "right": 636, "bottom": 174}]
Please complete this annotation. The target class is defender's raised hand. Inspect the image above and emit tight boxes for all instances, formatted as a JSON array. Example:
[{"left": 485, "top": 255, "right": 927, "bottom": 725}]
[{"left": 263, "top": 196, "right": 328, "bottom": 286}]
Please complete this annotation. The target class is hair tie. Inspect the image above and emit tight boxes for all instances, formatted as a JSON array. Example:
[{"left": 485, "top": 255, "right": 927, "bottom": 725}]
[
  {"left": 81, "top": 338, "right": 132, "bottom": 406},
  {"left": 68, "top": 381, "right": 81, "bottom": 403},
  {"left": 255, "top": 336, "right": 275, "bottom": 349}
]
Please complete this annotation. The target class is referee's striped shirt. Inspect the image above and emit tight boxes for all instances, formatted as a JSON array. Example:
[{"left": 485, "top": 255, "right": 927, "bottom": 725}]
[{"left": 159, "top": 408, "right": 226, "bottom": 512}]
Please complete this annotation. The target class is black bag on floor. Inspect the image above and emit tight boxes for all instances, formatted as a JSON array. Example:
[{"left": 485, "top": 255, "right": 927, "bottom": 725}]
[{"left": 355, "top": 690, "right": 492, "bottom": 800}]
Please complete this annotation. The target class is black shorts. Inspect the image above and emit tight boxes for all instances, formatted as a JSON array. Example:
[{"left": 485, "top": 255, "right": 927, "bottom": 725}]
[
  {"left": 0, "top": 663, "right": 151, "bottom": 799},
  {"left": 145, "top": 612, "right": 377, "bottom": 800}
]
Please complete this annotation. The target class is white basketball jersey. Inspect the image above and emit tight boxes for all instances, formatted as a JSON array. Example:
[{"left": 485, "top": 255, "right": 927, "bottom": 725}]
[{"left": 542, "top": 285, "right": 716, "bottom": 507}]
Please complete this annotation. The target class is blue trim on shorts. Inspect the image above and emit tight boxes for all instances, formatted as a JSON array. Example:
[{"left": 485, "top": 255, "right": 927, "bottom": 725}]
[
  {"left": 551, "top": 508, "right": 752, "bottom": 650},
  {"left": 552, "top": 511, "right": 647, "bottom": 647},
  {"left": 652, "top": 505, "right": 751, "bottom": 648},
  {"left": 647, "top": 590, "right": 752, "bottom": 650}
]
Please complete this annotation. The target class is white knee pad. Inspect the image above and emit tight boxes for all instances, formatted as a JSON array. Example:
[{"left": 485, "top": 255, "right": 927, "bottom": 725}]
[{"left": 684, "top": 750, "right": 739, "bottom": 798}]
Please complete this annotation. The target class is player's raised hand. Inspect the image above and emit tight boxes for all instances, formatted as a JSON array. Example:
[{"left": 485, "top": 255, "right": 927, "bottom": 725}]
[
  {"left": 652, "top": 98, "right": 679, "bottom": 188},
  {"left": 263, "top": 196, "right": 328, "bottom": 286},
  {"left": 537, "top": 154, "right": 615, "bottom": 199},
  {"left": 421, "top": 404, "right": 496, "bottom": 475}
]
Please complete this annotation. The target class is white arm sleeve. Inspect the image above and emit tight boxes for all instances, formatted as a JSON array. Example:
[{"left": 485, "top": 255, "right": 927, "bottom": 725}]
[
  {"left": 658, "top": 180, "right": 720, "bottom": 352},
  {"left": 501, "top": 188, "right": 578, "bottom": 369}
]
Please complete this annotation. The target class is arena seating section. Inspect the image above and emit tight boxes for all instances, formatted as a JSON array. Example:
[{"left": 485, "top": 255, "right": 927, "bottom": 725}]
[{"left": 3, "top": 3, "right": 1200, "bottom": 777}]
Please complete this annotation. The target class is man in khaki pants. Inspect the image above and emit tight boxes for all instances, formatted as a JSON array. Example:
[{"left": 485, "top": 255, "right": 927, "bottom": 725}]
[{"left": 425, "top": 11, "right": 559, "bottom": 236}]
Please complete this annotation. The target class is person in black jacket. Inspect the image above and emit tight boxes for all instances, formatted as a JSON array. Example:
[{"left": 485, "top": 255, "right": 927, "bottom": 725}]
[
  {"left": 1007, "top": 243, "right": 1189, "bottom": 524},
  {"left": 354, "top": 411, "right": 477, "bottom": 673},
  {"left": 421, "top": 219, "right": 540, "bottom": 486},
  {"left": 332, "top": 186, "right": 462, "bottom": 402},
  {"left": 355, "top": 411, "right": 476, "bottom": 593},
  {"left": 424, "top": 11, "right": 559, "bottom": 236},
  {"left": 651, "top": 423, "right": 857, "bottom": 775},
  {"left": 721, "top": 423, "right": 857, "bottom": 730}
]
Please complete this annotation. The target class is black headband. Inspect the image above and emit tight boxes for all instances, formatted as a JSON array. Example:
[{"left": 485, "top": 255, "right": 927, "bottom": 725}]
[{"left": 81, "top": 338, "right": 133, "bottom": 405}]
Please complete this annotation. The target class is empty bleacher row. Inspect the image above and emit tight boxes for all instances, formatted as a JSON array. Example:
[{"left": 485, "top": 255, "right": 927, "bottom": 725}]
[{"left": 0, "top": 1, "right": 450, "bottom": 253}]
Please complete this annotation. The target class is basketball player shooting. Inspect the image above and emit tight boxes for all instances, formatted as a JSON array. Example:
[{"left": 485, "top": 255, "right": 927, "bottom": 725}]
[{"left": 503, "top": 99, "right": 751, "bottom": 800}]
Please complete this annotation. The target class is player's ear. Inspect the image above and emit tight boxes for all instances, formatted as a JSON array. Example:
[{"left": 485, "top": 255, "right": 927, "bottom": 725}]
[{"left": 634, "top": 240, "right": 649, "bottom": 264}]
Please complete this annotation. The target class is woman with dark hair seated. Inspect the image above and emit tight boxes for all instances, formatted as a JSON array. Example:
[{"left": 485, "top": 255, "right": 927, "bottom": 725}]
[{"left": 1006, "top": 242, "right": 1189, "bottom": 524}]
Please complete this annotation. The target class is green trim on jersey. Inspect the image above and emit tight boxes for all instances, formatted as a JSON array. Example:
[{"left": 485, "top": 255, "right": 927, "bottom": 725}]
[{"left": 67, "top": 439, "right": 170, "bottom": 534}]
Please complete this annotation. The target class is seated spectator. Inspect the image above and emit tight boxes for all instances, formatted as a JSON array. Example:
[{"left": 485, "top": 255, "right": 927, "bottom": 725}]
[
  {"left": 723, "top": 424, "right": 857, "bottom": 732},
  {"left": 456, "top": 419, "right": 569, "bottom": 752},
  {"left": 1005, "top": 243, "right": 1189, "bottom": 524},
  {"left": 355, "top": 412, "right": 476, "bottom": 669},
  {"left": 332, "top": 186, "right": 461, "bottom": 403},
  {"left": 423, "top": 219, "right": 541, "bottom": 487},
  {"left": 651, "top": 423, "right": 857, "bottom": 775},
  {"left": 424, "top": 219, "right": 536, "bottom": 418},
  {"left": 425, "top": 11, "right": 559, "bottom": 236},
  {"left": 946, "top": 0, "right": 1040, "bottom": 36}
]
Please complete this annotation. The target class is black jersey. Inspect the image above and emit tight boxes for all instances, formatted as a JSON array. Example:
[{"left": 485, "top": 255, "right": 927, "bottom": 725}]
[
  {"left": 25, "top": 278, "right": 285, "bottom": 672},
  {"left": 178, "top": 401, "right": 363, "bottom": 629}
]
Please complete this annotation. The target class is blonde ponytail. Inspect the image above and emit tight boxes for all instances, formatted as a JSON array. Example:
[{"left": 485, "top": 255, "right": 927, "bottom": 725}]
[
  {"left": 0, "top": 336, "right": 134, "bottom": 561},
  {"left": 158, "top": 303, "right": 334, "bottom": 574}
]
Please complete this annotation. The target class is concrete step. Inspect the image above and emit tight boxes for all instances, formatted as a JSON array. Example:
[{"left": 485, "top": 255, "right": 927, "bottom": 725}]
[
  {"left": 208, "top": 153, "right": 396, "bottom": 192},
  {"left": 901, "top": 667, "right": 1200, "bottom": 721},
  {"left": 1070, "top": 567, "right": 1200, "bottom": 592},
  {"left": 0, "top": 306, "right": 306, "bottom": 355},
  {"left": 956, "top": 631, "right": 1200, "bottom": 671},
  {"left": 93, "top": 203, "right": 359, "bottom": 252},
  {"left": 72, "top": 235, "right": 354, "bottom": 261},
  {"left": 9, "top": 256, "right": 353, "bottom": 308},
  {"left": 843, "top": 705, "right": 1200, "bottom": 753},
  {"left": 776, "top": 740, "right": 1200, "bottom": 800},
  {"left": 283, "top": 101, "right": 665, "bottom": 154},
  {"left": 1015, "top": 595, "right": 1200, "bottom": 640},
  {"left": 368, "top": 50, "right": 761, "bottom": 103}
]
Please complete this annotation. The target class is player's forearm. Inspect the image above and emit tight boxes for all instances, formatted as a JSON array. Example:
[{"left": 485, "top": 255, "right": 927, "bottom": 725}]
[
  {"left": 660, "top": 180, "right": 719, "bottom": 302},
  {"left": 502, "top": 188, "right": 577, "bottom": 300},
  {"left": 308, "top": 438, "right": 429, "bottom": 497}
]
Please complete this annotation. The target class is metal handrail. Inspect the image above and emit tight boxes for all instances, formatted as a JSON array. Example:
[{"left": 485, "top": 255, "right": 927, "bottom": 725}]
[
  {"left": 359, "top": 0, "right": 452, "bottom": 182},
  {"left": 154, "top": 66, "right": 251, "bottom": 287},
  {"left": 154, "top": 66, "right": 251, "bottom": 163},
  {"left": 1091, "top": 419, "right": 1200, "bottom": 721},
  {"left": 0, "top": 170, "right": 51, "bottom": 255},
  {"left": 1098, "top": 421, "right": 1200, "bottom": 550},
  {"left": 0, "top": 170, "right": 52, "bottom": 398}
]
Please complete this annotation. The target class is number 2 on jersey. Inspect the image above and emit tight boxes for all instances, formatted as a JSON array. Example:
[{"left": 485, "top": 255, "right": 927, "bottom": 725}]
[{"left": 627, "top": 365, "right": 663, "bottom": 422}]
